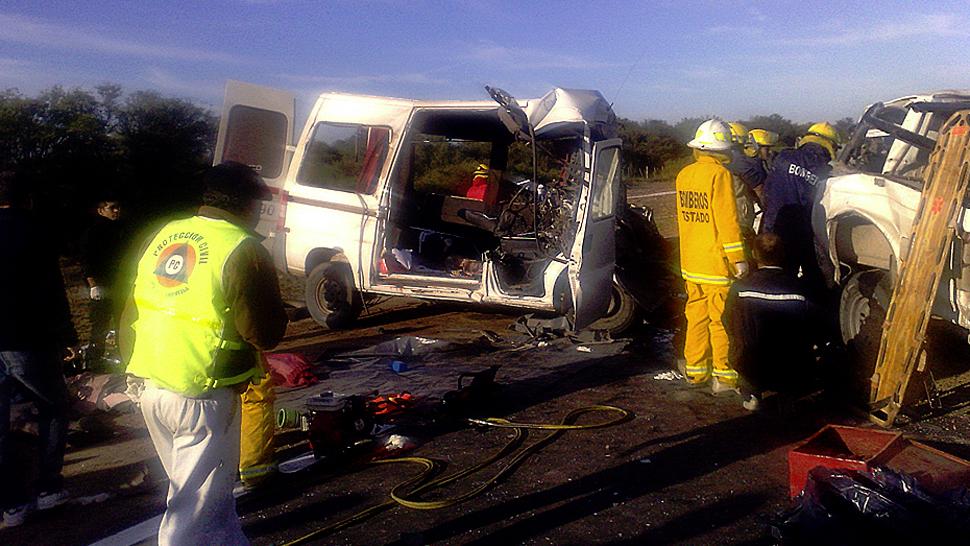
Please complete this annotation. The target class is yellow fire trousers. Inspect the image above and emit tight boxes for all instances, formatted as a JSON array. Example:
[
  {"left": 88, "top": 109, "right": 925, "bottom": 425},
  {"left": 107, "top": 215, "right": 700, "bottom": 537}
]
[
  {"left": 239, "top": 373, "right": 277, "bottom": 486},
  {"left": 683, "top": 281, "right": 738, "bottom": 386}
]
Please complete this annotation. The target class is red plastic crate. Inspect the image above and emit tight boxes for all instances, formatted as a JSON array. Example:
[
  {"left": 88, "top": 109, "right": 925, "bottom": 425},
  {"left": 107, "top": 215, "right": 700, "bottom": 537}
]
[{"left": 787, "top": 425, "right": 904, "bottom": 497}]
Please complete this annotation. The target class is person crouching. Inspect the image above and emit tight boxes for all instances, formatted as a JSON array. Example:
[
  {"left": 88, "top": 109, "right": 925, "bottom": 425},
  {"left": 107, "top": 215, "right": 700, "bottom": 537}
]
[{"left": 723, "top": 233, "right": 818, "bottom": 411}]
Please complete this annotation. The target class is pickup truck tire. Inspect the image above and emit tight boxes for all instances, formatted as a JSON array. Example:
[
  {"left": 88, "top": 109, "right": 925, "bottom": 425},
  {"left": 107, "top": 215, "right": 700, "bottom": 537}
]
[
  {"left": 588, "top": 281, "right": 640, "bottom": 336},
  {"left": 838, "top": 269, "right": 890, "bottom": 399},
  {"left": 305, "top": 262, "right": 362, "bottom": 329}
]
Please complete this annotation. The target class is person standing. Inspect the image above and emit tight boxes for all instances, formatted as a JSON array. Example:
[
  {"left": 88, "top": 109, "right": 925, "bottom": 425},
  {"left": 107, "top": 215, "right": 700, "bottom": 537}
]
[
  {"left": 761, "top": 122, "right": 839, "bottom": 297},
  {"left": 723, "top": 233, "right": 818, "bottom": 411},
  {"left": 121, "top": 162, "right": 288, "bottom": 545},
  {"left": 465, "top": 163, "right": 491, "bottom": 201},
  {"left": 727, "top": 122, "right": 767, "bottom": 235},
  {"left": 676, "top": 120, "right": 748, "bottom": 394},
  {"left": 0, "top": 171, "right": 77, "bottom": 527},
  {"left": 79, "top": 198, "right": 125, "bottom": 362},
  {"left": 749, "top": 128, "right": 781, "bottom": 169}
]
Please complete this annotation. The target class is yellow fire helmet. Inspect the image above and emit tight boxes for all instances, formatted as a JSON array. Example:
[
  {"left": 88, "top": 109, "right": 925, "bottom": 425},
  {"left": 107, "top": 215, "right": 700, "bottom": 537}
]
[
  {"left": 800, "top": 122, "right": 840, "bottom": 159},
  {"left": 728, "top": 122, "right": 749, "bottom": 145},
  {"left": 749, "top": 129, "right": 779, "bottom": 147}
]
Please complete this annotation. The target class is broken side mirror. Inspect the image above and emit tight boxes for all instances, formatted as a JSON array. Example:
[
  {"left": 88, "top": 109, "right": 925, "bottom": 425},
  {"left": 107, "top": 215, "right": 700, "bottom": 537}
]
[{"left": 486, "top": 85, "right": 532, "bottom": 142}]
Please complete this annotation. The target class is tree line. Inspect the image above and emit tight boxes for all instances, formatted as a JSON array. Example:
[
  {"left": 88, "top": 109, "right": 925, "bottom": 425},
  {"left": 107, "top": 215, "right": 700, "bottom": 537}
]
[
  {"left": 0, "top": 84, "right": 216, "bottom": 251},
  {"left": 619, "top": 115, "right": 855, "bottom": 181},
  {"left": 0, "top": 84, "right": 856, "bottom": 249}
]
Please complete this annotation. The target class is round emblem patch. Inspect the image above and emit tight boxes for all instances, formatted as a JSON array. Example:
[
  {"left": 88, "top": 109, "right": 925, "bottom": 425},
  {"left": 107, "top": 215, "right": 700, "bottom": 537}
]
[{"left": 154, "top": 243, "right": 197, "bottom": 287}]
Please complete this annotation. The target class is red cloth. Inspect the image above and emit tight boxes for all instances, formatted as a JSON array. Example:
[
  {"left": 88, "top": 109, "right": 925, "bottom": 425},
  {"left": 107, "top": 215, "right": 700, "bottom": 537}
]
[
  {"left": 465, "top": 174, "right": 489, "bottom": 201},
  {"left": 265, "top": 353, "right": 318, "bottom": 388},
  {"left": 355, "top": 127, "right": 390, "bottom": 194}
]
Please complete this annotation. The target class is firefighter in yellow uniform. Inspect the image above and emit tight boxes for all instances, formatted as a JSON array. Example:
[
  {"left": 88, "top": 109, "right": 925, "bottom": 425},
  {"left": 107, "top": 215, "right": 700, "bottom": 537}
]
[{"left": 676, "top": 119, "right": 749, "bottom": 393}]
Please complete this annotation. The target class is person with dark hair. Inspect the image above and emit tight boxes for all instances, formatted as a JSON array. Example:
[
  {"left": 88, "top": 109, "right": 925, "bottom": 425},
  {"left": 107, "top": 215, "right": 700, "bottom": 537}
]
[
  {"left": 79, "top": 198, "right": 125, "bottom": 361},
  {"left": 723, "top": 233, "right": 818, "bottom": 411},
  {"left": 120, "top": 161, "right": 287, "bottom": 544},
  {"left": 0, "top": 171, "right": 78, "bottom": 527}
]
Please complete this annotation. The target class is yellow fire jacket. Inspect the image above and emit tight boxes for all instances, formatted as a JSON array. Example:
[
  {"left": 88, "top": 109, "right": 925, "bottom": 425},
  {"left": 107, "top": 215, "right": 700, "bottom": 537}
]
[{"left": 676, "top": 153, "right": 745, "bottom": 285}]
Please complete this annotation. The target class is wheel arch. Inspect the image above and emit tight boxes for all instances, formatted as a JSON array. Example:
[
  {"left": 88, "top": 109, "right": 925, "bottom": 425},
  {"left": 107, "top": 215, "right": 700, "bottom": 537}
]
[
  {"left": 830, "top": 213, "right": 898, "bottom": 284},
  {"left": 304, "top": 247, "right": 350, "bottom": 276}
]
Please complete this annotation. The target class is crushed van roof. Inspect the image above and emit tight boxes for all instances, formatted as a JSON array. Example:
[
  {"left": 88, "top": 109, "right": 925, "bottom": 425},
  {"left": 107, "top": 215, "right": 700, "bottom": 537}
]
[{"left": 524, "top": 88, "right": 617, "bottom": 139}]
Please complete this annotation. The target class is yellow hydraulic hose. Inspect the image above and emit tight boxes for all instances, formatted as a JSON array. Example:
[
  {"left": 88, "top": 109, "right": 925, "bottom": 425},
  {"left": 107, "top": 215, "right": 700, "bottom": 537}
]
[{"left": 282, "top": 405, "right": 631, "bottom": 545}]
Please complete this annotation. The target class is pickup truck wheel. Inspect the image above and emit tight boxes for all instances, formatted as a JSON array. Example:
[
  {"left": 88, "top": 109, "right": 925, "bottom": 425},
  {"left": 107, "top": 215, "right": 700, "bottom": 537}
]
[
  {"left": 305, "top": 262, "right": 362, "bottom": 329},
  {"left": 838, "top": 269, "right": 890, "bottom": 400},
  {"left": 588, "top": 281, "right": 640, "bottom": 336}
]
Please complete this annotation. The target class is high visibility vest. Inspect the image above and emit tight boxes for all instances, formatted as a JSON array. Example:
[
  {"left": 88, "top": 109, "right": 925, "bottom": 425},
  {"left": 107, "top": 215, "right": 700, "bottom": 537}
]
[{"left": 126, "top": 215, "right": 261, "bottom": 396}]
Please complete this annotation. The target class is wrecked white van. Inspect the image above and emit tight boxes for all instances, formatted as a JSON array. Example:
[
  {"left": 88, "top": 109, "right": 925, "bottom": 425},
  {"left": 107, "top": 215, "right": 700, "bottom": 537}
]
[
  {"left": 213, "top": 81, "right": 667, "bottom": 333},
  {"left": 817, "top": 90, "right": 970, "bottom": 362}
]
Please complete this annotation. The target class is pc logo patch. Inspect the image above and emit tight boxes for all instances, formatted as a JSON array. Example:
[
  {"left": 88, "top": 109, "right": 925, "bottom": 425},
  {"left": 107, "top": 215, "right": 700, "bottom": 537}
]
[{"left": 154, "top": 243, "right": 197, "bottom": 287}]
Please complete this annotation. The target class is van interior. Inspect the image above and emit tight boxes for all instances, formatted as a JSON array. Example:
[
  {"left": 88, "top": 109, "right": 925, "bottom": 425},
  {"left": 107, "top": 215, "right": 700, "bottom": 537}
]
[{"left": 378, "top": 107, "right": 583, "bottom": 296}]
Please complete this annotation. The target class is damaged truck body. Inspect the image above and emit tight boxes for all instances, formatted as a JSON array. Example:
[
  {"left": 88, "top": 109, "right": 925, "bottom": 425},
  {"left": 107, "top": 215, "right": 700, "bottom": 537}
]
[
  {"left": 214, "top": 81, "right": 669, "bottom": 334},
  {"left": 816, "top": 90, "right": 970, "bottom": 392}
]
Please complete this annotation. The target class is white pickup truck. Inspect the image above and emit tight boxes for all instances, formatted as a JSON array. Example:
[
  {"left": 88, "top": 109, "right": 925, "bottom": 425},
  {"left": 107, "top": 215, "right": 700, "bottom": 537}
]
[
  {"left": 815, "top": 90, "right": 970, "bottom": 363},
  {"left": 211, "top": 81, "right": 671, "bottom": 334}
]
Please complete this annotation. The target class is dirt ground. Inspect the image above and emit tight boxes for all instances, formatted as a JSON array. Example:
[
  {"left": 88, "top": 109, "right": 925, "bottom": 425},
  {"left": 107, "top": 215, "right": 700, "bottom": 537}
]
[{"left": 4, "top": 184, "right": 970, "bottom": 545}]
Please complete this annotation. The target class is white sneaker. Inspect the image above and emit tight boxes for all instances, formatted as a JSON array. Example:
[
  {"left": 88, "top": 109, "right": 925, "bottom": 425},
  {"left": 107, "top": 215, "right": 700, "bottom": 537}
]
[
  {"left": 36, "top": 489, "right": 70, "bottom": 511},
  {"left": 742, "top": 394, "right": 761, "bottom": 411},
  {"left": 3, "top": 503, "right": 31, "bottom": 527},
  {"left": 711, "top": 377, "right": 740, "bottom": 395}
]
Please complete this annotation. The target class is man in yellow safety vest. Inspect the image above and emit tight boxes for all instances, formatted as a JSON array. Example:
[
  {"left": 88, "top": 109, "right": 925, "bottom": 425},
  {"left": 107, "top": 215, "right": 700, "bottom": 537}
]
[{"left": 121, "top": 161, "right": 288, "bottom": 545}]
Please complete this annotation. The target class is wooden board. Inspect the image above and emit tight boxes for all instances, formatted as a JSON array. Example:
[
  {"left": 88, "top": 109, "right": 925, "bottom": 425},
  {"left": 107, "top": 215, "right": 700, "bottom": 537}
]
[{"left": 870, "top": 111, "right": 970, "bottom": 427}]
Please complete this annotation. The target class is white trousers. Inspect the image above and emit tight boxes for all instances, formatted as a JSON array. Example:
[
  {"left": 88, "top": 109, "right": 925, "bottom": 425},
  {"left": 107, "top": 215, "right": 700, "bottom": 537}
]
[{"left": 141, "top": 384, "right": 248, "bottom": 546}]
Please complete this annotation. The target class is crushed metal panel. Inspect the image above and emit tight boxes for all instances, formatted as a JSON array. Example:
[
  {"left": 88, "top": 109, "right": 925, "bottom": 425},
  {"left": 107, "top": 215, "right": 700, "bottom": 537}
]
[{"left": 525, "top": 88, "right": 617, "bottom": 139}]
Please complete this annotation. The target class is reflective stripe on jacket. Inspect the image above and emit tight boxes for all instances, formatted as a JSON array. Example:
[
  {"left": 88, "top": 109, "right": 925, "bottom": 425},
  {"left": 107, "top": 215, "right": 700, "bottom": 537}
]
[
  {"left": 126, "top": 215, "right": 259, "bottom": 396},
  {"left": 676, "top": 153, "right": 745, "bottom": 285}
]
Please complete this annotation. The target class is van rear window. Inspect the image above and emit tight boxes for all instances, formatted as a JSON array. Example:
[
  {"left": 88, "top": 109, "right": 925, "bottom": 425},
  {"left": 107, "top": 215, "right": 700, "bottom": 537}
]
[
  {"left": 224, "top": 105, "right": 288, "bottom": 179},
  {"left": 297, "top": 123, "right": 390, "bottom": 194}
]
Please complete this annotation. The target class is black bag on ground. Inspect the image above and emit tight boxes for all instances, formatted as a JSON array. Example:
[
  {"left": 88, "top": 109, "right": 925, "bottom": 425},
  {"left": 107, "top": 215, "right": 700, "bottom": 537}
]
[{"left": 770, "top": 466, "right": 970, "bottom": 545}]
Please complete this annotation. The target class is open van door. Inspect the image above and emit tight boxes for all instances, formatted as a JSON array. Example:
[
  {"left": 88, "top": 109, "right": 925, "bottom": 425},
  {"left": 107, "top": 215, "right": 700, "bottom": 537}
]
[
  {"left": 569, "top": 138, "right": 621, "bottom": 330},
  {"left": 213, "top": 80, "right": 296, "bottom": 237}
]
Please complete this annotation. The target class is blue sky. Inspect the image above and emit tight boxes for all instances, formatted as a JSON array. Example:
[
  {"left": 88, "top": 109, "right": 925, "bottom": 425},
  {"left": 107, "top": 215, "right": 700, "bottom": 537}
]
[{"left": 2, "top": 0, "right": 969, "bottom": 123}]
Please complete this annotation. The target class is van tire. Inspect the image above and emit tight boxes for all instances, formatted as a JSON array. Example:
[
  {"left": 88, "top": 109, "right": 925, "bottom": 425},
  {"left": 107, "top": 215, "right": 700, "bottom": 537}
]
[
  {"left": 588, "top": 281, "right": 640, "bottom": 336},
  {"left": 838, "top": 269, "right": 890, "bottom": 401},
  {"left": 305, "top": 262, "right": 362, "bottom": 329}
]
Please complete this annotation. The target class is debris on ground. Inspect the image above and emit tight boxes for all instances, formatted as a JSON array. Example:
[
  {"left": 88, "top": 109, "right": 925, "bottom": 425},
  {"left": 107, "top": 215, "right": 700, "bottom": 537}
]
[
  {"left": 265, "top": 352, "right": 318, "bottom": 389},
  {"left": 652, "top": 370, "right": 684, "bottom": 381},
  {"left": 67, "top": 372, "right": 140, "bottom": 414}
]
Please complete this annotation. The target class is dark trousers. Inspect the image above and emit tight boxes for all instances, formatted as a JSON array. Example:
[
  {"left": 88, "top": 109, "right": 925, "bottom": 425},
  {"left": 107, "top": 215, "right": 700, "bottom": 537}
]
[
  {"left": 770, "top": 209, "right": 827, "bottom": 301},
  {"left": 0, "top": 350, "right": 69, "bottom": 509},
  {"left": 88, "top": 295, "right": 116, "bottom": 359}
]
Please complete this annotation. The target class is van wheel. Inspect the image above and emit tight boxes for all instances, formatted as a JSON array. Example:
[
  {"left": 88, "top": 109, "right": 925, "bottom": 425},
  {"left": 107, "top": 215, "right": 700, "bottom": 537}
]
[
  {"left": 589, "top": 281, "right": 640, "bottom": 336},
  {"left": 838, "top": 269, "right": 890, "bottom": 401},
  {"left": 305, "top": 262, "right": 362, "bottom": 329}
]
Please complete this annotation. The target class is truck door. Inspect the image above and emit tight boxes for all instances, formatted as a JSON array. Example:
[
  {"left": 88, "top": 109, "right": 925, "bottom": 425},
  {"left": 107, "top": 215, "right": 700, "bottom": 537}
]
[
  {"left": 213, "top": 80, "right": 296, "bottom": 237},
  {"left": 569, "top": 138, "right": 621, "bottom": 330}
]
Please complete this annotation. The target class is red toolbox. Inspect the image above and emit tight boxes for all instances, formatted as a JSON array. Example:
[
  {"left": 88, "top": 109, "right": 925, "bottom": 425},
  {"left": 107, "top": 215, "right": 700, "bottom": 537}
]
[{"left": 787, "top": 425, "right": 903, "bottom": 497}]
